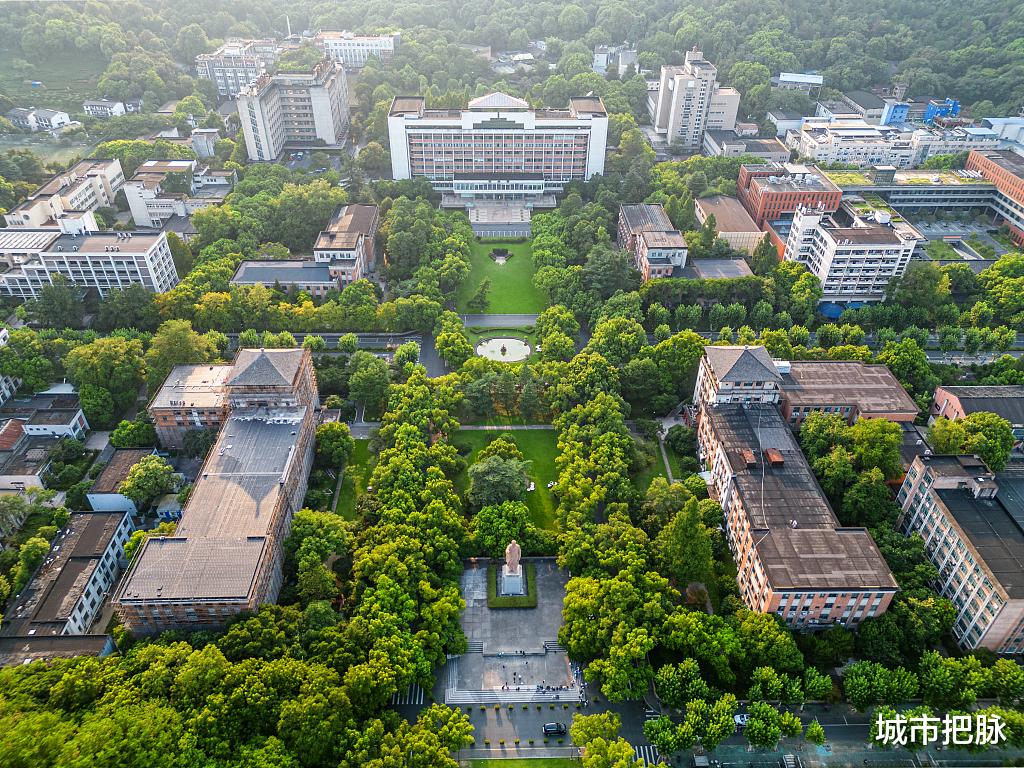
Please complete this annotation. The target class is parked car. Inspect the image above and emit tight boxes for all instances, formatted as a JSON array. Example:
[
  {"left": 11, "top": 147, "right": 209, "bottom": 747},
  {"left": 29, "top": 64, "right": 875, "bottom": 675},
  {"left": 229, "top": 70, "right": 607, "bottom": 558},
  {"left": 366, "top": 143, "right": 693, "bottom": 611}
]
[
  {"left": 542, "top": 722, "right": 567, "bottom": 736},
  {"left": 733, "top": 713, "right": 750, "bottom": 728}
]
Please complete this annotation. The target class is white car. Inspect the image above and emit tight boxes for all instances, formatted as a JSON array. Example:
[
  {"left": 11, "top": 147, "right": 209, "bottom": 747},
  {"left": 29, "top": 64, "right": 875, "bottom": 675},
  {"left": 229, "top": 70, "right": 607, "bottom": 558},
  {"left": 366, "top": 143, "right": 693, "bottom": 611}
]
[{"left": 734, "top": 713, "right": 750, "bottom": 728}]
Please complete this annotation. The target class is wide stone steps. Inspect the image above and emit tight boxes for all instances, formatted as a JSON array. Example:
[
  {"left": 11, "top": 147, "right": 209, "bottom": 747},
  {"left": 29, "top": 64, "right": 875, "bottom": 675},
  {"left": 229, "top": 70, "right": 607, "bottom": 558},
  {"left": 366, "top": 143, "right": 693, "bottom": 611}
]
[{"left": 445, "top": 687, "right": 582, "bottom": 705}]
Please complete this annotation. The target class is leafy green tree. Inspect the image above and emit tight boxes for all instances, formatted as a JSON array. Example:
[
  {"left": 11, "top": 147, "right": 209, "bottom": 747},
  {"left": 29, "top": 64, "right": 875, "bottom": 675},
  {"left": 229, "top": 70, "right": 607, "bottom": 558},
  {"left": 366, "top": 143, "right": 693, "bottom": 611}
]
[
  {"left": 745, "top": 701, "right": 782, "bottom": 748},
  {"left": 850, "top": 418, "right": 903, "bottom": 478},
  {"left": 110, "top": 417, "right": 157, "bottom": 448},
  {"left": 928, "top": 412, "right": 1015, "bottom": 470},
  {"left": 347, "top": 352, "right": 390, "bottom": 419},
  {"left": 467, "top": 455, "right": 529, "bottom": 510},
  {"left": 655, "top": 498, "right": 713, "bottom": 587},
  {"left": 473, "top": 501, "right": 534, "bottom": 557},
  {"left": 799, "top": 412, "right": 852, "bottom": 463},
  {"left": 315, "top": 422, "right": 355, "bottom": 469},
  {"left": 24, "top": 275, "right": 83, "bottom": 329},
  {"left": 95, "top": 284, "right": 159, "bottom": 333},
  {"left": 118, "top": 454, "right": 174, "bottom": 511},
  {"left": 805, "top": 719, "right": 826, "bottom": 745},
  {"left": 65, "top": 336, "right": 146, "bottom": 414}
]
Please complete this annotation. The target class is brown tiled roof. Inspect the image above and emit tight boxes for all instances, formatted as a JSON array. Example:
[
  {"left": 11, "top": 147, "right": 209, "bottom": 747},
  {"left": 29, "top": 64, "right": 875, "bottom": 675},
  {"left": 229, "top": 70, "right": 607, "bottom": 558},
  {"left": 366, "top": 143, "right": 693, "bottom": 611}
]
[{"left": 90, "top": 449, "right": 154, "bottom": 494}]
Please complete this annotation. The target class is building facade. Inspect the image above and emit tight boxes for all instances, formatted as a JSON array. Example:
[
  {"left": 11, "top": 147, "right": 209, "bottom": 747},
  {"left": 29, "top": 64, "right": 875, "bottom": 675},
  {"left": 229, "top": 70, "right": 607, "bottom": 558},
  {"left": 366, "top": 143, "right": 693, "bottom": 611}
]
[
  {"left": 693, "top": 345, "right": 783, "bottom": 412},
  {"left": 0, "top": 510, "right": 133, "bottom": 665},
  {"left": 6, "top": 107, "right": 71, "bottom": 133},
  {"left": 4, "top": 158, "right": 124, "bottom": 229},
  {"left": 312, "top": 203, "right": 378, "bottom": 285},
  {"left": 0, "top": 328, "right": 19, "bottom": 407},
  {"left": 931, "top": 385, "right": 1024, "bottom": 443},
  {"left": 315, "top": 30, "right": 398, "bottom": 68},
  {"left": 791, "top": 120, "right": 914, "bottom": 168},
  {"left": 649, "top": 49, "right": 740, "bottom": 150},
  {"left": 966, "top": 150, "right": 1024, "bottom": 245},
  {"left": 783, "top": 206, "right": 916, "bottom": 303},
  {"left": 897, "top": 455, "right": 1024, "bottom": 653},
  {"left": 148, "top": 364, "right": 233, "bottom": 450},
  {"left": 238, "top": 58, "right": 349, "bottom": 162},
  {"left": 778, "top": 359, "right": 920, "bottom": 427},
  {"left": 388, "top": 92, "right": 608, "bottom": 202},
  {"left": 117, "top": 349, "right": 319, "bottom": 633},
  {"left": 737, "top": 162, "right": 843, "bottom": 227},
  {"left": 123, "top": 159, "right": 235, "bottom": 229},
  {"left": 694, "top": 195, "right": 764, "bottom": 254},
  {"left": 698, "top": 390, "right": 897, "bottom": 628},
  {"left": 0, "top": 230, "right": 178, "bottom": 299},
  {"left": 196, "top": 39, "right": 279, "bottom": 98},
  {"left": 616, "top": 204, "right": 687, "bottom": 281},
  {"left": 83, "top": 99, "right": 126, "bottom": 119}
]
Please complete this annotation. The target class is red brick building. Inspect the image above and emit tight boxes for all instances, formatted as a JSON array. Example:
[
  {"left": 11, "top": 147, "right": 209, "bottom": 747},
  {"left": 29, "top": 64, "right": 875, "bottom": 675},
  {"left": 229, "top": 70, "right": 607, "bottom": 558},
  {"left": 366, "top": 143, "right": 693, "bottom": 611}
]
[
  {"left": 965, "top": 150, "right": 1024, "bottom": 245},
  {"left": 737, "top": 162, "right": 842, "bottom": 227}
]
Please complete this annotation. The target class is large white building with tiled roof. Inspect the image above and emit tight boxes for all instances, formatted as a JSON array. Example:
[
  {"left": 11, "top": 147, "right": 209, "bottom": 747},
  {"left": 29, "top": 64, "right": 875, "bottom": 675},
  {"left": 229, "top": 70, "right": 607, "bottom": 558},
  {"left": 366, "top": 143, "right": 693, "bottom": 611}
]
[{"left": 387, "top": 91, "right": 608, "bottom": 203}]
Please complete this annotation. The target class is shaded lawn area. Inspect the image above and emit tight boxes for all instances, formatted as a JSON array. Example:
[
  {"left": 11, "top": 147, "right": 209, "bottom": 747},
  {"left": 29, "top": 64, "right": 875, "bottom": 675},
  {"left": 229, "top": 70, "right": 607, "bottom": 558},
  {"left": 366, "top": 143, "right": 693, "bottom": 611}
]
[
  {"left": 0, "top": 47, "right": 109, "bottom": 112},
  {"left": 451, "top": 429, "right": 559, "bottom": 530},
  {"left": 455, "top": 240, "right": 545, "bottom": 314},
  {"left": 633, "top": 439, "right": 670, "bottom": 493},
  {"left": 335, "top": 439, "right": 371, "bottom": 520}
]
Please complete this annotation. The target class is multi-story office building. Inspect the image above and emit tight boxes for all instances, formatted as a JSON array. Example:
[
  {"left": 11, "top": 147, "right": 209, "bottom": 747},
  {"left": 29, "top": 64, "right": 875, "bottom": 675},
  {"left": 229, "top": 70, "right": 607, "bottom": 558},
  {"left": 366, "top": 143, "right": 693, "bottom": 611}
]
[
  {"left": 909, "top": 126, "right": 999, "bottom": 166},
  {"left": 238, "top": 57, "right": 349, "bottom": 162},
  {"left": 6, "top": 107, "right": 71, "bottom": 133},
  {"left": 931, "top": 385, "right": 1024, "bottom": 443},
  {"left": 695, "top": 350, "right": 897, "bottom": 628},
  {"left": 117, "top": 348, "right": 318, "bottom": 633},
  {"left": 312, "top": 204, "right": 378, "bottom": 284},
  {"left": 771, "top": 72, "right": 823, "bottom": 96},
  {"left": 315, "top": 30, "right": 398, "bottom": 69},
  {"left": 148, "top": 364, "right": 234, "bottom": 450},
  {"left": 702, "top": 130, "right": 790, "bottom": 162},
  {"left": 897, "top": 455, "right": 1024, "bottom": 653},
  {"left": 777, "top": 360, "right": 919, "bottom": 427},
  {"left": 4, "top": 158, "right": 124, "bottom": 228},
  {"left": 388, "top": 92, "right": 608, "bottom": 203},
  {"left": 0, "top": 229, "right": 178, "bottom": 299},
  {"left": 783, "top": 205, "right": 917, "bottom": 303},
  {"left": 616, "top": 204, "right": 688, "bottom": 281},
  {"left": 0, "top": 328, "right": 19, "bottom": 407},
  {"left": 196, "top": 39, "right": 280, "bottom": 98},
  {"left": 0, "top": 386, "right": 90, "bottom": 441},
  {"left": 694, "top": 195, "right": 764, "bottom": 254},
  {"left": 648, "top": 49, "right": 740, "bottom": 150},
  {"left": 123, "top": 159, "right": 235, "bottom": 228},
  {"left": 737, "top": 162, "right": 843, "bottom": 227},
  {"left": 0, "top": 510, "right": 134, "bottom": 665},
  {"left": 822, "top": 165, "right": 996, "bottom": 215},
  {"left": 83, "top": 99, "right": 126, "bottom": 119},
  {"left": 693, "top": 345, "right": 783, "bottom": 411},
  {"left": 966, "top": 149, "right": 1024, "bottom": 245},
  {"left": 840, "top": 91, "right": 887, "bottom": 124},
  {"left": 792, "top": 120, "right": 914, "bottom": 168}
]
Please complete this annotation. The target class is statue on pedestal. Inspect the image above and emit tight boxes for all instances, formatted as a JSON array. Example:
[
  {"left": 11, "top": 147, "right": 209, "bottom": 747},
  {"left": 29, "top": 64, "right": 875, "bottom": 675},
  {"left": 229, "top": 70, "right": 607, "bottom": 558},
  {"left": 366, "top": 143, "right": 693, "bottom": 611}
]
[{"left": 500, "top": 539, "right": 525, "bottom": 596}]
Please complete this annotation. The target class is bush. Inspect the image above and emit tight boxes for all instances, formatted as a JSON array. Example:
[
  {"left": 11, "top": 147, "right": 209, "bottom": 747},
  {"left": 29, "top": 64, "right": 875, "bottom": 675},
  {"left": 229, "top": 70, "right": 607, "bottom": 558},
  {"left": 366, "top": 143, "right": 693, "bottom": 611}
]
[{"left": 486, "top": 563, "right": 538, "bottom": 608}]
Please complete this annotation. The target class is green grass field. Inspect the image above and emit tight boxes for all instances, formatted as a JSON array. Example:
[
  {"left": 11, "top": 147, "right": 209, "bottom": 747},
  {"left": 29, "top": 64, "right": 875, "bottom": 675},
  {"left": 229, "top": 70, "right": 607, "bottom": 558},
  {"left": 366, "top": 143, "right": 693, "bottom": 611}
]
[
  {"left": 456, "top": 240, "right": 546, "bottom": 314},
  {"left": 335, "top": 439, "right": 371, "bottom": 520},
  {"left": 0, "top": 48, "right": 110, "bottom": 114},
  {"left": 452, "top": 429, "right": 559, "bottom": 530}
]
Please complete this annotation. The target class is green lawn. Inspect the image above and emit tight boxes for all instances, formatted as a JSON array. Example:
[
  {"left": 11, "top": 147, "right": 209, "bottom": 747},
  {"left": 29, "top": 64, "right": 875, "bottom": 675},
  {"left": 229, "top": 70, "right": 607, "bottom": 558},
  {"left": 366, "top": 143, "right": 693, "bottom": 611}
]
[
  {"left": 633, "top": 439, "right": 670, "bottom": 493},
  {"left": 925, "top": 240, "right": 961, "bottom": 260},
  {"left": 335, "top": 439, "right": 371, "bottom": 520},
  {"left": 452, "top": 429, "right": 559, "bottom": 530},
  {"left": 456, "top": 240, "right": 546, "bottom": 314},
  {"left": 0, "top": 47, "right": 110, "bottom": 114}
]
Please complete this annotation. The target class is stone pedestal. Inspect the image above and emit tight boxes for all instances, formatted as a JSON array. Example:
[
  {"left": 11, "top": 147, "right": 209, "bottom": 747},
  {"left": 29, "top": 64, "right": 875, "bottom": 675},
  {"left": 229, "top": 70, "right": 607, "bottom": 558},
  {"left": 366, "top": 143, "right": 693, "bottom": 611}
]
[{"left": 500, "top": 564, "right": 525, "bottom": 596}]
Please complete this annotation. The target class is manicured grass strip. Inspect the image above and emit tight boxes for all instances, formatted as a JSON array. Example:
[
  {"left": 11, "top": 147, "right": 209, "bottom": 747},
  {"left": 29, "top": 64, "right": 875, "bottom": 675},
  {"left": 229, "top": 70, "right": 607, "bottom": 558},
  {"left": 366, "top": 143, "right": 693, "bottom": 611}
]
[
  {"left": 335, "top": 439, "right": 371, "bottom": 521},
  {"left": 452, "top": 429, "right": 559, "bottom": 530},
  {"left": 455, "top": 239, "right": 546, "bottom": 314},
  {"left": 468, "top": 759, "right": 578, "bottom": 768},
  {"left": 486, "top": 563, "right": 538, "bottom": 608}
]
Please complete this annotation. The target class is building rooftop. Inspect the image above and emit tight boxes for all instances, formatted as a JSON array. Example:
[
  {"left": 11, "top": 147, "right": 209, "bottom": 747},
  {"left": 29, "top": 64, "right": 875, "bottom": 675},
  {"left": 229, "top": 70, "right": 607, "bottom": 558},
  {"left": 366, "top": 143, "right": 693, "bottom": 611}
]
[
  {"left": 569, "top": 96, "right": 607, "bottom": 116},
  {"left": 469, "top": 91, "right": 530, "bottom": 110},
  {"left": 313, "top": 204, "right": 377, "bottom": 251},
  {"left": 937, "top": 385, "right": 1024, "bottom": 425},
  {"left": 90, "top": 448, "right": 154, "bottom": 494},
  {"left": 781, "top": 361, "right": 919, "bottom": 417},
  {"left": 693, "top": 258, "right": 754, "bottom": 279},
  {"left": 27, "top": 159, "right": 120, "bottom": 199},
  {"left": 973, "top": 149, "right": 1024, "bottom": 177},
  {"left": 639, "top": 230, "right": 687, "bottom": 249},
  {"left": 49, "top": 231, "right": 162, "bottom": 254},
  {"left": 232, "top": 260, "right": 335, "bottom": 285},
  {"left": 749, "top": 164, "right": 841, "bottom": 195},
  {"left": 149, "top": 363, "right": 232, "bottom": 410},
  {"left": 696, "top": 196, "right": 760, "bottom": 232},
  {"left": 133, "top": 159, "right": 195, "bottom": 176},
  {"left": 0, "top": 229, "right": 61, "bottom": 253},
  {"left": 227, "top": 348, "right": 305, "bottom": 389},
  {"left": 2, "top": 511, "right": 126, "bottom": 633},
  {"left": 705, "top": 403, "right": 897, "bottom": 591},
  {"left": 845, "top": 90, "right": 886, "bottom": 110},
  {"left": 824, "top": 224, "right": 902, "bottom": 245},
  {"left": 768, "top": 110, "right": 805, "bottom": 121},
  {"left": 118, "top": 407, "right": 310, "bottom": 602},
  {"left": 620, "top": 203, "right": 674, "bottom": 234},
  {"left": 0, "top": 419, "right": 24, "bottom": 450},
  {"left": 704, "top": 345, "right": 781, "bottom": 384},
  {"left": 937, "top": 484, "right": 1024, "bottom": 600}
]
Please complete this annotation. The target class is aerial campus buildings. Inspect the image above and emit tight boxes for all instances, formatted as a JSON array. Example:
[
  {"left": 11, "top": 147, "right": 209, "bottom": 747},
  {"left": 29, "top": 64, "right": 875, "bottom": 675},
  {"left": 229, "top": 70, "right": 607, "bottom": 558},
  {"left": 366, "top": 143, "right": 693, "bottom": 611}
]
[
  {"left": 114, "top": 348, "right": 318, "bottom": 633},
  {"left": 387, "top": 91, "right": 608, "bottom": 207},
  {"left": 694, "top": 346, "right": 898, "bottom": 628}
]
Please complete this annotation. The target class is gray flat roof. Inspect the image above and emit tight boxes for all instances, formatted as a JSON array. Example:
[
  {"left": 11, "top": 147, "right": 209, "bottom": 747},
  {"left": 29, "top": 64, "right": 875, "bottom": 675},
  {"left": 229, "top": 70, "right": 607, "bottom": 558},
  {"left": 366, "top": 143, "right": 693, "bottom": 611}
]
[
  {"left": 938, "top": 484, "right": 1024, "bottom": 599},
  {"left": 119, "top": 407, "right": 310, "bottom": 602},
  {"left": 232, "top": 260, "right": 334, "bottom": 285},
  {"left": 620, "top": 203, "right": 673, "bottom": 233},
  {"left": 938, "top": 385, "right": 1024, "bottom": 425},
  {"left": 696, "top": 196, "right": 760, "bottom": 232},
  {"left": 693, "top": 259, "right": 754, "bottom": 279},
  {"left": 149, "top": 364, "right": 232, "bottom": 410},
  {"left": 91, "top": 448, "right": 154, "bottom": 494},
  {"left": 782, "top": 361, "right": 919, "bottom": 416}
]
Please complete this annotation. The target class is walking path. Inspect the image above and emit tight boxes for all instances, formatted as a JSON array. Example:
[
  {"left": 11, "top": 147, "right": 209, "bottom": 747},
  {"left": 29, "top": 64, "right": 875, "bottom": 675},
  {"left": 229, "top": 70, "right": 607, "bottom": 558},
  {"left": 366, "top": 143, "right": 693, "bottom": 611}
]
[{"left": 460, "top": 424, "right": 554, "bottom": 431}]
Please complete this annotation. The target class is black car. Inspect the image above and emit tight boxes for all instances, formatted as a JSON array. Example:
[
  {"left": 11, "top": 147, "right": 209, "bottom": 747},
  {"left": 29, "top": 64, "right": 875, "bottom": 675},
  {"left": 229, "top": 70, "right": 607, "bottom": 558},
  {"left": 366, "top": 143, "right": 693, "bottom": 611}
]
[{"left": 542, "top": 722, "right": 567, "bottom": 736}]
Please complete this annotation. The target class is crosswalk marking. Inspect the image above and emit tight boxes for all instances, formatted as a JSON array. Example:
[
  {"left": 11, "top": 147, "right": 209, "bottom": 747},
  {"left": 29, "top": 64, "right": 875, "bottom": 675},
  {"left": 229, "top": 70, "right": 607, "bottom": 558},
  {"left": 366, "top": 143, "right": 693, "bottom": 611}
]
[
  {"left": 634, "top": 745, "right": 662, "bottom": 765},
  {"left": 391, "top": 683, "right": 425, "bottom": 706}
]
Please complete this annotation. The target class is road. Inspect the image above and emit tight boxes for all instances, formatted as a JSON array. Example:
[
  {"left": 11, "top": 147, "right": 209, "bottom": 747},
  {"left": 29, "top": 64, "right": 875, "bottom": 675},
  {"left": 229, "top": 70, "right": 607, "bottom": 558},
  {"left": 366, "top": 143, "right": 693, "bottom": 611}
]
[{"left": 461, "top": 314, "right": 540, "bottom": 328}]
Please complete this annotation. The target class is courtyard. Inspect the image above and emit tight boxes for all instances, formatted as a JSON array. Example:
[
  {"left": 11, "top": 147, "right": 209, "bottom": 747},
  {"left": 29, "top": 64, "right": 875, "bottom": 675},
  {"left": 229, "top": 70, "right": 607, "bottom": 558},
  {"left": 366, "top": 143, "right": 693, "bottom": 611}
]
[{"left": 456, "top": 239, "right": 546, "bottom": 314}]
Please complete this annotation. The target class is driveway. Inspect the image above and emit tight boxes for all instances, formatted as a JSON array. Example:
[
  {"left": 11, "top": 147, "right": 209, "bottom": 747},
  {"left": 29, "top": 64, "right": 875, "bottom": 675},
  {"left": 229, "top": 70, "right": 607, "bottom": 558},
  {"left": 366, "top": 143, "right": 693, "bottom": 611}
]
[{"left": 461, "top": 314, "right": 540, "bottom": 328}]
